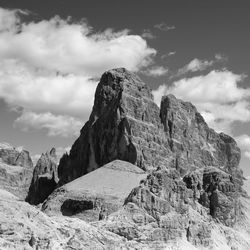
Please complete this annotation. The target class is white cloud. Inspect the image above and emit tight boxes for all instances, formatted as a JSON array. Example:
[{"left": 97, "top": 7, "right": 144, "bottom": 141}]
[
  {"left": 154, "top": 22, "right": 175, "bottom": 31},
  {"left": 178, "top": 58, "right": 213, "bottom": 74},
  {"left": 0, "top": 8, "right": 27, "bottom": 32},
  {"left": 14, "top": 110, "right": 83, "bottom": 137},
  {"left": 0, "top": 7, "right": 156, "bottom": 137},
  {"left": 141, "top": 29, "right": 155, "bottom": 39},
  {"left": 0, "top": 11, "right": 155, "bottom": 76},
  {"left": 175, "top": 55, "right": 226, "bottom": 77},
  {"left": 236, "top": 134, "right": 250, "bottom": 159},
  {"left": 143, "top": 66, "right": 168, "bottom": 77},
  {"left": 168, "top": 51, "right": 176, "bottom": 56},
  {"left": 152, "top": 70, "right": 250, "bottom": 134},
  {"left": 245, "top": 152, "right": 250, "bottom": 159},
  {"left": 0, "top": 61, "right": 98, "bottom": 118},
  {"left": 161, "top": 51, "right": 176, "bottom": 60}
]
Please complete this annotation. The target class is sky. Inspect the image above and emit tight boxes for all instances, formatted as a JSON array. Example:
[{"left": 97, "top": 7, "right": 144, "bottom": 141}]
[{"left": 0, "top": 0, "right": 250, "bottom": 175}]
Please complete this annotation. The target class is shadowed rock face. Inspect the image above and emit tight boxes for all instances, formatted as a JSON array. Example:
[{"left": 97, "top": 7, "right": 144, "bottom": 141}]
[
  {"left": 26, "top": 148, "right": 58, "bottom": 205},
  {"left": 58, "top": 68, "right": 242, "bottom": 188}
]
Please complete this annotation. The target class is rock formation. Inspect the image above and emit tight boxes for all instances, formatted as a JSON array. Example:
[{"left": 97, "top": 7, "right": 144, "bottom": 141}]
[
  {"left": 26, "top": 148, "right": 58, "bottom": 205},
  {"left": 1, "top": 68, "right": 248, "bottom": 249},
  {"left": 0, "top": 189, "right": 152, "bottom": 250},
  {"left": 42, "top": 160, "right": 147, "bottom": 221},
  {"left": 98, "top": 166, "right": 240, "bottom": 246},
  {"left": 0, "top": 143, "right": 33, "bottom": 168},
  {"left": 0, "top": 143, "right": 33, "bottom": 199},
  {"left": 58, "top": 68, "right": 242, "bottom": 189},
  {"left": 55, "top": 68, "right": 242, "bottom": 223},
  {"left": 43, "top": 68, "right": 244, "bottom": 249}
]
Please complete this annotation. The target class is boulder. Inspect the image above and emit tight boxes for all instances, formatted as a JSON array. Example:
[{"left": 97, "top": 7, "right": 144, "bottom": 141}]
[{"left": 42, "top": 160, "right": 147, "bottom": 222}]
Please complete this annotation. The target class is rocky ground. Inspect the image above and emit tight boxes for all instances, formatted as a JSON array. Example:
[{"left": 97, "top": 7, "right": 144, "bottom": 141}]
[{"left": 0, "top": 174, "right": 249, "bottom": 249}]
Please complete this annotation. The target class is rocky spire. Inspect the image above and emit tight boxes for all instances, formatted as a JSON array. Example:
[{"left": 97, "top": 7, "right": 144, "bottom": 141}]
[{"left": 26, "top": 148, "right": 58, "bottom": 205}]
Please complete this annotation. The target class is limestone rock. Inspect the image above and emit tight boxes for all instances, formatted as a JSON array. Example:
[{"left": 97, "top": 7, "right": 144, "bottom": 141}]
[
  {"left": 42, "top": 160, "right": 147, "bottom": 221},
  {"left": 0, "top": 143, "right": 33, "bottom": 199},
  {"left": 58, "top": 68, "right": 170, "bottom": 185},
  {"left": 0, "top": 144, "right": 33, "bottom": 168},
  {"left": 199, "top": 167, "right": 240, "bottom": 226},
  {"left": 0, "top": 189, "right": 142, "bottom": 249},
  {"left": 26, "top": 148, "right": 58, "bottom": 205},
  {"left": 160, "top": 94, "right": 242, "bottom": 186},
  {"left": 95, "top": 168, "right": 250, "bottom": 249},
  {"left": 0, "top": 67, "right": 249, "bottom": 249},
  {"left": 54, "top": 68, "right": 243, "bottom": 235},
  {"left": 120, "top": 168, "right": 212, "bottom": 246},
  {"left": 58, "top": 68, "right": 242, "bottom": 191}
]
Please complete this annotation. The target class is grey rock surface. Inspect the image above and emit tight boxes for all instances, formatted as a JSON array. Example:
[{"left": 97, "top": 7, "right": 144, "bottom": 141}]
[
  {"left": 0, "top": 68, "right": 247, "bottom": 249},
  {"left": 0, "top": 143, "right": 33, "bottom": 199},
  {"left": 58, "top": 68, "right": 242, "bottom": 190},
  {"left": 26, "top": 148, "right": 58, "bottom": 205},
  {"left": 42, "top": 160, "right": 147, "bottom": 221}
]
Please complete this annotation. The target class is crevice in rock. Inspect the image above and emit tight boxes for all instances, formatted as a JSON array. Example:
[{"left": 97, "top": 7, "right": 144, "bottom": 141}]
[
  {"left": 168, "top": 120, "right": 173, "bottom": 138},
  {"left": 61, "top": 199, "right": 94, "bottom": 216}
]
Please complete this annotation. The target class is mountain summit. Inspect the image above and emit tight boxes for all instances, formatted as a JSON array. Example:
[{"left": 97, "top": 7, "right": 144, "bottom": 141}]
[{"left": 58, "top": 68, "right": 242, "bottom": 189}]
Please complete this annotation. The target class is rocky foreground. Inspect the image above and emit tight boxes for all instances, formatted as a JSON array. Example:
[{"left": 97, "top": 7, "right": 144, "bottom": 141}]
[
  {"left": 0, "top": 170, "right": 250, "bottom": 249},
  {"left": 1, "top": 68, "right": 250, "bottom": 249}
]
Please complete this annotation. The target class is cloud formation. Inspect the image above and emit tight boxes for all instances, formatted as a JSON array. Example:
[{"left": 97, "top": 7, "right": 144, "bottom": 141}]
[
  {"left": 14, "top": 110, "right": 83, "bottom": 137},
  {"left": 154, "top": 22, "right": 175, "bottom": 31},
  {"left": 175, "top": 55, "right": 226, "bottom": 77},
  {"left": 142, "top": 65, "right": 168, "bottom": 77},
  {"left": 152, "top": 70, "right": 250, "bottom": 134},
  {"left": 141, "top": 29, "right": 155, "bottom": 40},
  {"left": 0, "top": 7, "right": 156, "bottom": 137},
  {"left": 161, "top": 51, "right": 176, "bottom": 60},
  {"left": 236, "top": 134, "right": 250, "bottom": 159}
]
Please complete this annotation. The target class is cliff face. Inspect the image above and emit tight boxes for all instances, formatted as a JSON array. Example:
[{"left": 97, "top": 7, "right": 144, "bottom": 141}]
[
  {"left": 58, "top": 68, "right": 167, "bottom": 184},
  {"left": 26, "top": 148, "right": 58, "bottom": 205},
  {"left": 0, "top": 143, "right": 33, "bottom": 199},
  {"left": 58, "top": 68, "right": 242, "bottom": 188}
]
